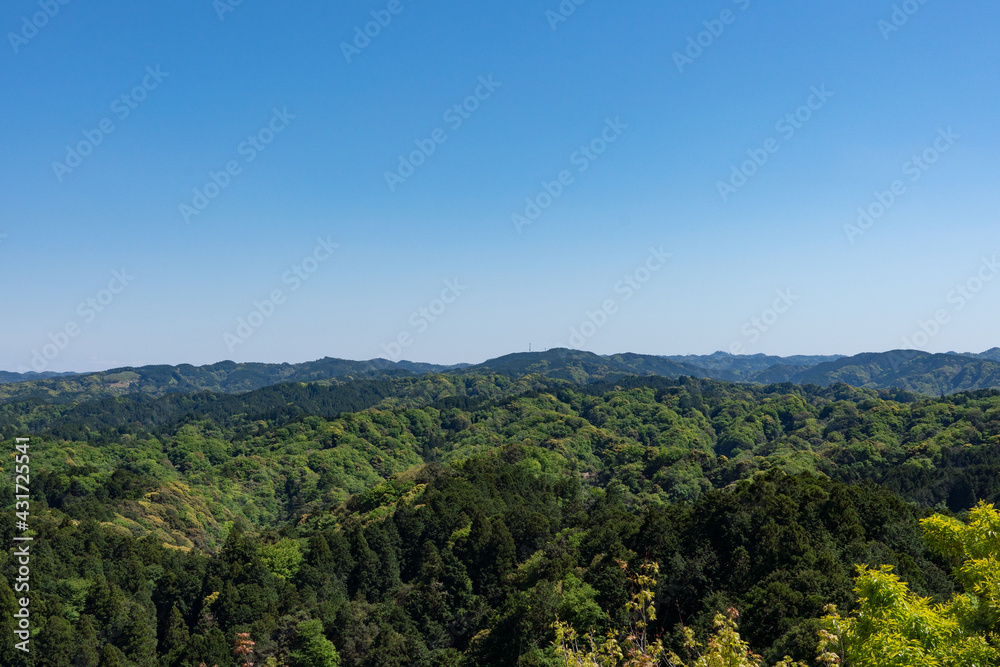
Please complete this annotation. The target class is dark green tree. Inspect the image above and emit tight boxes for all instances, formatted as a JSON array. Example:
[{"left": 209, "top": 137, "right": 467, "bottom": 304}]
[
  {"left": 36, "top": 616, "right": 74, "bottom": 667},
  {"left": 98, "top": 644, "right": 128, "bottom": 667},
  {"left": 74, "top": 615, "right": 101, "bottom": 667}
]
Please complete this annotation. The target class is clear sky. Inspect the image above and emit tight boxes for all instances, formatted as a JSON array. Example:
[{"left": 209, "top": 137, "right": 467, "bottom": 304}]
[{"left": 2, "top": 0, "right": 998, "bottom": 372}]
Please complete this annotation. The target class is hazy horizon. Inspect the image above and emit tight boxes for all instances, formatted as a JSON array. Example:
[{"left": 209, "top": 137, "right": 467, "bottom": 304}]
[{"left": 9, "top": 345, "right": 1000, "bottom": 377}]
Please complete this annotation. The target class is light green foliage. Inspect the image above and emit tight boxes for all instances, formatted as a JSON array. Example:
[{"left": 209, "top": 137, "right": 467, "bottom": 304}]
[
  {"left": 922, "top": 503, "right": 1000, "bottom": 644},
  {"left": 259, "top": 537, "right": 305, "bottom": 580},
  {"left": 681, "top": 610, "right": 807, "bottom": 667},
  {"left": 821, "top": 502, "right": 1000, "bottom": 666},
  {"left": 292, "top": 619, "right": 341, "bottom": 667},
  {"left": 557, "top": 573, "right": 609, "bottom": 634}
]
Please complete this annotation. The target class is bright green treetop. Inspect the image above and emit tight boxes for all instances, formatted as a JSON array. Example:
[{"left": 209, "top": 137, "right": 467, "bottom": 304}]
[{"left": 820, "top": 502, "right": 1000, "bottom": 667}]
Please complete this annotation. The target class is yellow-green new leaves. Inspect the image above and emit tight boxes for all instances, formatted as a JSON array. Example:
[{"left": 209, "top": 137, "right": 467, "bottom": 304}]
[
  {"left": 553, "top": 562, "right": 807, "bottom": 667},
  {"left": 554, "top": 560, "right": 667, "bottom": 667},
  {"left": 685, "top": 609, "right": 807, "bottom": 667},
  {"left": 922, "top": 502, "right": 1000, "bottom": 643},
  {"left": 258, "top": 537, "right": 304, "bottom": 580},
  {"left": 821, "top": 502, "right": 1000, "bottom": 667},
  {"left": 822, "top": 566, "right": 997, "bottom": 667},
  {"left": 922, "top": 502, "right": 1000, "bottom": 561}
]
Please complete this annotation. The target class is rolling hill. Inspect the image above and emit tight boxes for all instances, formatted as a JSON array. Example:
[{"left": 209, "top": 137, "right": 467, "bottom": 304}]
[
  {"left": 0, "top": 356, "right": 459, "bottom": 403},
  {"left": 3, "top": 347, "right": 1000, "bottom": 407},
  {"left": 0, "top": 369, "right": 77, "bottom": 384},
  {"left": 787, "top": 350, "right": 1000, "bottom": 395}
]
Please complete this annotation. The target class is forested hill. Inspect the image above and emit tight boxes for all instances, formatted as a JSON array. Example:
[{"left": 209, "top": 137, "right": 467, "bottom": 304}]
[
  {"left": 0, "top": 357, "right": 459, "bottom": 403},
  {"left": 661, "top": 351, "right": 846, "bottom": 377},
  {"left": 789, "top": 350, "right": 1000, "bottom": 395},
  {"left": 458, "top": 349, "right": 713, "bottom": 382},
  {"left": 458, "top": 348, "right": 1000, "bottom": 395},
  {"left": 0, "top": 370, "right": 76, "bottom": 384},
  {"left": 980, "top": 346, "right": 1000, "bottom": 361},
  {"left": 4, "top": 347, "right": 1000, "bottom": 405},
  {"left": 4, "top": 370, "right": 1000, "bottom": 665}
]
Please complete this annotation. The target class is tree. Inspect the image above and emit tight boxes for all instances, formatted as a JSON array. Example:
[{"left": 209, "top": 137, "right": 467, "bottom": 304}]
[
  {"left": 921, "top": 501, "right": 1000, "bottom": 635},
  {"left": 820, "top": 502, "right": 1000, "bottom": 667},
  {"left": 98, "top": 644, "right": 128, "bottom": 667},
  {"left": 292, "top": 619, "right": 341, "bottom": 667},
  {"left": 553, "top": 560, "right": 669, "bottom": 666},
  {"left": 260, "top": 538, "right": 305, "bottom": 581},
  {"left": 681, "top": 610, "right": 807, "bottom": 667},
  {"left": 611, "top": 559, "right": 664, "bottom": 666},
  {"left": 36, "top": 616, "right": 74, "bottom": 667},
  {"left": 74, "top": 615, "right": 101, "bottom": 667},
  {"left": 121, "top": 607, "right": 158, "bottom": 667},
  {"left": 162, "top": 604, "right": 190, "bottom": 660},
  {"left": 554, "top": 561, "right": 807, "bottom": 667},
  {"left": 233, "top": 632, "right": 256, "bottom": 667}
]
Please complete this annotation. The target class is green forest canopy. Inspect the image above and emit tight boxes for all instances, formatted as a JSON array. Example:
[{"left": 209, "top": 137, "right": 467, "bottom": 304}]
[{"left": 2, "top": 371, "right": 1000, "bottom": 665}]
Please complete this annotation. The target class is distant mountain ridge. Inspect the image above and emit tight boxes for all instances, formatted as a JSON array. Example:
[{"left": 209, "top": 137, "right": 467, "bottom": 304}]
[
  {"left": 0, "top": 357, "right": 458, "bottom": 403},
  {"left": 456, "top": 349, "right": 711, "bottom": 384},
  {"left": 464, "top": 348, "right": 1000, "bottom": 395},
  {"left": 788, "top": 350, "right": 1000, "bottom": 395},
  {"left": 954, "top": 347, "right": 1000, "bottom": 362},
  {"left": 0, "top": 370, "right": 77, "bottom": 384},
  {"left": 661, "top": 351, "right": 845, "bottom": 380},
  {"left": 2, "top": 347, "right": 999, "bottom": 403}
]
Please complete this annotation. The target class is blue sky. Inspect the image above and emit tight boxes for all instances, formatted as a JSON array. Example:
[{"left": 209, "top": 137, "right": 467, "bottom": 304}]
[{"left": 2, "top": 0, "right": 998, "bottom": 371}]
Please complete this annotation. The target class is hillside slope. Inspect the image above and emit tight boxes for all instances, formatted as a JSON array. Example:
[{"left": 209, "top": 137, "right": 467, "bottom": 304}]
[
  {"left": 0, "top": 356, "right": 458, "bottom": 403},
  {"left": 790, "top": 350, "right": 1000, "bottom": 395}
]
